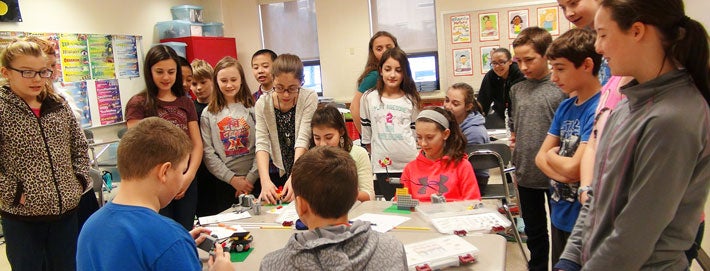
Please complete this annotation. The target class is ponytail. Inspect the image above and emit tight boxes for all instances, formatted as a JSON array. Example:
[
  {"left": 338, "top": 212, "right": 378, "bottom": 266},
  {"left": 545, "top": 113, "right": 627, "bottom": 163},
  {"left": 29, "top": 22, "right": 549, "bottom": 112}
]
[{"left": 672, "top": 18, "right": 710, "bottom": 105}]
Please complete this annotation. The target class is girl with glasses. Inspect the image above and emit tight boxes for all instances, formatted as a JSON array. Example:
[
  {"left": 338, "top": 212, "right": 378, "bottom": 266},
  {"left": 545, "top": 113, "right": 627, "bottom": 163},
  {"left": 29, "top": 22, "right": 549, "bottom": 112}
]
[
  {"left": 0, "top": 39, "right": 91, "bottom": 270},
  {"left": 255, "top": 54, "right": 318, "bottom": 204},
  {"left": 477, "top": 48, "right": 525, "bottom": 129}
]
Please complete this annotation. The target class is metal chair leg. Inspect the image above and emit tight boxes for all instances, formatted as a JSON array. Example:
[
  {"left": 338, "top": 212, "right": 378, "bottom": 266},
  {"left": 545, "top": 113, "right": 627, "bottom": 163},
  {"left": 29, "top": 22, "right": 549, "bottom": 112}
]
[{"left": 503, "top": 201, "right": 528, "bottom": 262}]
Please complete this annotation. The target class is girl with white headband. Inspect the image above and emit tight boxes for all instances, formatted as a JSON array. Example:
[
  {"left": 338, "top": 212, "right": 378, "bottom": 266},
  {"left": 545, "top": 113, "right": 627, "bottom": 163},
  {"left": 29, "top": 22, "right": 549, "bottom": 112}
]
[{"left": 400, "top": 107, "right": 481, "bottom": 202}]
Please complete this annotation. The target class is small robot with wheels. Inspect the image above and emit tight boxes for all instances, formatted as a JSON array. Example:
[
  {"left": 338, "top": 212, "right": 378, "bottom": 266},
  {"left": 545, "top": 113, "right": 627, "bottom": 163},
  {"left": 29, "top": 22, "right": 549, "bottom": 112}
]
[{"left": 229, "top": 232, "right": 254, "bottom": 253}]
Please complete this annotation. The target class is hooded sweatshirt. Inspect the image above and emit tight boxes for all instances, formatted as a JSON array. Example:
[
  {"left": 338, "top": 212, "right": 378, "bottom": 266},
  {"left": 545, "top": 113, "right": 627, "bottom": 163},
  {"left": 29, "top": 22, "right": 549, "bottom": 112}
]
[
  {"left": 461, "top": 112, "right": 490, "bottom": 180},
  {"left": 260, "top": 220, "right": 407, "bottom": 271}
]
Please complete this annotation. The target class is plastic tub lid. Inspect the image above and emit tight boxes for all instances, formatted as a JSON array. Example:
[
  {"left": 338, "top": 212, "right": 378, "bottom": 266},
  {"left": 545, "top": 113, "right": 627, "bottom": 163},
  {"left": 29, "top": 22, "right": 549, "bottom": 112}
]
[
  {"left": 203, "top": 22, "right": 223, "bottom": 26},
  {"left": 157, "top": 42, "right": 187, "bottom": 47},
  {"left": 171, "top": 5, "right": 203, "bottom": 10}
]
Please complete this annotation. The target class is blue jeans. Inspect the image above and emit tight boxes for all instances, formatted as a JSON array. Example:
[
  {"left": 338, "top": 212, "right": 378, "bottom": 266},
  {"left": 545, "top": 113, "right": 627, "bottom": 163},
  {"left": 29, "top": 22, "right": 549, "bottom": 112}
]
[{"left": 2, "top": 211, "right": 78, "bottom": 271}]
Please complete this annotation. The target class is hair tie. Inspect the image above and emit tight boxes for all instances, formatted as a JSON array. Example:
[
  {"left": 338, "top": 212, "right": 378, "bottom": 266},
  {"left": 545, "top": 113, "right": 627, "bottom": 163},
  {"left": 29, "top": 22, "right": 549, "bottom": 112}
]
[{"left": 417, "top": 110, "right": 449, "bottom": 129}]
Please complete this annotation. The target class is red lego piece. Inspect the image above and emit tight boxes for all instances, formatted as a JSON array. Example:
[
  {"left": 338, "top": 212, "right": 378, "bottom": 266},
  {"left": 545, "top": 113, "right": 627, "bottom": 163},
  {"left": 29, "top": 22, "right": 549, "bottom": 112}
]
[
  {"left": 415, "top": 264, "right": 432, "bottom": 271},
  {"left": 454, "top": 230, "right": 467, "bottom": 236},
  {"left": 282, "top": 221, "right": 294, "bottom": 227},
  {"left": 459, "top": 254, "right": 476, "bottom": 264}
]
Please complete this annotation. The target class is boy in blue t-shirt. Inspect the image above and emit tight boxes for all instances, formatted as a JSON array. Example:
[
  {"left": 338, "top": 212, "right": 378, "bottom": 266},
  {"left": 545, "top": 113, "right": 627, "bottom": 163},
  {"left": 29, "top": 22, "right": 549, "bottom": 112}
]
[
  {"left": 534, "top": 28, "right": 601, "bottom": 266},
  {"left": 77, "top": 117, "right": 233, "bottom": 271}
]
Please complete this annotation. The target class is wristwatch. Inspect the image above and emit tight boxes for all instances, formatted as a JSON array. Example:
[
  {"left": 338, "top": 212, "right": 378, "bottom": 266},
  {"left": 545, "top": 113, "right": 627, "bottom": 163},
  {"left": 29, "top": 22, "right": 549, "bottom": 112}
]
[{"left": 578, "top": 185, "right": 593, "bottom": 197}]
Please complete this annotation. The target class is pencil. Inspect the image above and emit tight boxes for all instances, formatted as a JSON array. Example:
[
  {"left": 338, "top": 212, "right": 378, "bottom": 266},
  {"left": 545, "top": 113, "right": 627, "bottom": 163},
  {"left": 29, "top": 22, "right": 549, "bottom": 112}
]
[
  {"left": 260, "top": 226, "right": 294, "bottom": 230},
  {"left": 393, "top": 226, "right": 431, "bottom": 230}
]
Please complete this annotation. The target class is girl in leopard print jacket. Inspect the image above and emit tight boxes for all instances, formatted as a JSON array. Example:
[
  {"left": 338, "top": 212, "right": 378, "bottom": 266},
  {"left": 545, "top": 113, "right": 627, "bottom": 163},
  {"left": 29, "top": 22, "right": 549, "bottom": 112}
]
[{"left": 0, "top": 40, "right": 91, "bottom": 270}]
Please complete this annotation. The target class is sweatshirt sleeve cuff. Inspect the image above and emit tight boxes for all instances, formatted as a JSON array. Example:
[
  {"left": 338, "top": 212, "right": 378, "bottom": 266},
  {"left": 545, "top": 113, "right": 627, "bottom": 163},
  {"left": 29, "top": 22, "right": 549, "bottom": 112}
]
[{"left": 553, "top": 259, "right": 581, "bottom": 271}]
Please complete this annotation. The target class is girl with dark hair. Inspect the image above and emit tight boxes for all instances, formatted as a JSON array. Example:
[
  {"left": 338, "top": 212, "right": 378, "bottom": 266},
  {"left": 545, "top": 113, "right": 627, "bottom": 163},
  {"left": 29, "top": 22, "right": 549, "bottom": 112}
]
[
  {"left": 555, "top": 1, "right": 710, "bottom": 270},
  {"left": 401, "top": 107, "right": 480, "bottom": 202},
  {"left": 311, "top": 106, "right": 374, "bottom": 201},
  {"left": 444, "top": 82, "right": 490, "bottom": 190},
  {"left": 360, "top": 47, "right": 421, "bottom": 200},
  {"left": 350, "top": 31, "right": 398, "bottom": 133},
  {"left": 476, "top": 47, "right": 525, "bottom": 129},
  {"left": 125, "top": 45, "right": 203, "bottom": 231}
]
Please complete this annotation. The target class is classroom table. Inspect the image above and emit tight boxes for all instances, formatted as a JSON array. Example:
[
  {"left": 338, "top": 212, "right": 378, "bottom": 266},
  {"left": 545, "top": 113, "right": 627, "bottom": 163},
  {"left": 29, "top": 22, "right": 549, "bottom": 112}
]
[{"left": 203, "top": 200, "right": 507, "bottom": 270}]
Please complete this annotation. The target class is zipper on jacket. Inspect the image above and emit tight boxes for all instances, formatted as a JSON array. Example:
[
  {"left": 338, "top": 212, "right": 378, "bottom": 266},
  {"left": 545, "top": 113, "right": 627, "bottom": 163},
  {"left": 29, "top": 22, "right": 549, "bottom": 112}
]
[{"left": 35, "top": 106, "right": 65, "bottom": 214}]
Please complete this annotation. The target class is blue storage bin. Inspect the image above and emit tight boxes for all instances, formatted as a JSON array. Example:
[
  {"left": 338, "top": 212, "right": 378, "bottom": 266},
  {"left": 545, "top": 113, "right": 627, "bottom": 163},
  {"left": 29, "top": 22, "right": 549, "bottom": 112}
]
[
  {"left": 171, "top": 5, "right": 203, "bottom": 23},
  {"left": 202, "top": 22, "right": 224, "bottom": 37},
  {"left": 155, "top": 20, "right": 203, "bottom": 39},
  {"left": 159, "top": 42, "right": 187, "bottom": 58}
]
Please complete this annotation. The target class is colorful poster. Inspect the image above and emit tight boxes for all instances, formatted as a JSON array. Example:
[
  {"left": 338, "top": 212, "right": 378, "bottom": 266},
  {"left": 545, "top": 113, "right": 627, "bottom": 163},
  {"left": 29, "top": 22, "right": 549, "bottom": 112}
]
[
  {"left": 87, "top": 34, "right": 115, "bottom": 80},
  {"left": 450, "top": 15, "right": 471, "bottom": 44},
  {"left": 480, "top": 46, "right": 498, "bottom": 74},
  {"left": 508, "top": 9, "right": 529, "bottom": 39},
  {"left": 453, "top": 48, "right": 473, "bottom": 76},
  {"left": 479, "top": 12, "right": 500, "bottom": 41},
  {"left": 0, "top": 31, "right": 23, "bottom": 53},
  {"left": 538, "top": 7, "right": 560, "bottom": 35},
  {"left": 62, "top": 81, "right": 91, "bottom": 128},
  {"left": 59, "top": 34, "right": 91, "bottom": 82},
  {"left": 95, "top": 79, "right": 123, "bottom": 125},
  {"left": 112, "top": 35, "right": 140, "bottom": 79}
]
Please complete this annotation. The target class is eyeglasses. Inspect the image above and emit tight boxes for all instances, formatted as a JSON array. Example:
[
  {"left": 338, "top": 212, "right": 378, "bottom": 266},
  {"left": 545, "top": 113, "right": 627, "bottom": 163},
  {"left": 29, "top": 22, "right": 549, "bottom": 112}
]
[
  {"left": 7, "top": 66, "right": 53, "bottom": 78},
  {"left": 274, "top": 85, "right": 301, "bottom": 94},
  {"left": 490, "top": 60, "right": 510, "bottom": 68}
]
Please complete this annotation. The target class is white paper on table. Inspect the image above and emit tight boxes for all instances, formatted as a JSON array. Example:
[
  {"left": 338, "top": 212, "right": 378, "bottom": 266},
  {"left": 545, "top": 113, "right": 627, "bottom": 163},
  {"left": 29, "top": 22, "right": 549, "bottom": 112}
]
[
  {"left": 203, "top": 225, "right": 247, "bottom": 239},
  {"left": 275, "top": 207, "right": 299, "bottom": 224},
  {"left": 351, "top": 213, "right": 411, "bottom": 233},
  {"left": 198, "top": 212, "right": 251, "bottom": 225},
  {"left": 267, "top": 201, "right": 296, "bottom": 215}
]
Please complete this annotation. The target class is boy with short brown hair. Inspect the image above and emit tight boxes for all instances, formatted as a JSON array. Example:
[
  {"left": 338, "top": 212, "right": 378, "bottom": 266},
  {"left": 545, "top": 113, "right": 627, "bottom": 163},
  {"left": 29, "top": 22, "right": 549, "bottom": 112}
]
[
  {"left": 77, "top": 117, "right": 233, "bottom": 271},
  {"left": 260, "top": 146, "right": 407, "bottom": 270},
  {"left": 510, "top": 26, "right": 567, "bottom": 271}
]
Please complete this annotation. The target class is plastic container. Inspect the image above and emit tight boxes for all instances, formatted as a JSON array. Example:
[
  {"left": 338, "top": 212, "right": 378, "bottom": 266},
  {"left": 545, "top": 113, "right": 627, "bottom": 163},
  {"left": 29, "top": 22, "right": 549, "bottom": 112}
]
[
  {"left": 171, "top": 5, "right": 204, "bottom": 23},
  {"left": 159, "top": 42, "right": 188, "bottom": 58},
  {"left": 202, "top": 22, "right": 224, "bottom": 37},
  {"left": 156, "top": 20, "right": 203, "bottom": 39}
]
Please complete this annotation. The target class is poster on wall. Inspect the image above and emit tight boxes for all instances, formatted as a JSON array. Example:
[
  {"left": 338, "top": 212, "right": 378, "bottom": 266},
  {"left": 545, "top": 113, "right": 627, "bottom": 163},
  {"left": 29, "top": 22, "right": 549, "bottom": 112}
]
[
  {"left": 479, "top": 12, "right": 499, "bottom": 41},
  {"left": 450, "top": 15, "right": 471, "bottom": 44},
  {"left": 537, "top": 6, "right": 560, "bottom": 35},
  {"left": 87, "top": 34, "right": 116, "bottom": 80},
  {"left": 112, "top": 35, "right": 140, "bottom": 79},
  {"left": 452, "top": 48, "right": 473, "bottom": 76},
  {"left": 509, "top": 44, "right": 516, "bottom": 58},
  {"left": 0, "top": 31, "right": 23, "bottom": 52},
  {"left": 0, "top": 0, "right": 22, "bottom": 22},
  {"left": 59, "top": 34, "right": 91, "bottom": 82},
  {"left": 63, "top": 81, "right": 91, "bottom": 128},
  {"left": 480, "top": 45, "right": 498, "bottom": 74},
  {"left": 95, "top": 79, "right": 123, "bottom": 125},
  {"left": 508, "top": 9, "right": 529, "bottom": 39}
]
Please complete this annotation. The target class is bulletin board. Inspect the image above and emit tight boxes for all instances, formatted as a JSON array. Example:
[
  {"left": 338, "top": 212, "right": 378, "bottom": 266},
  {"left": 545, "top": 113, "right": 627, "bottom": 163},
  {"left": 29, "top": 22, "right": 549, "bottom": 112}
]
[
  {"left": 441, "top": 1, "right": 573, "bottom": 93},
  {"left": 0, "top": 31, "right": 145, "bottom": 128}
]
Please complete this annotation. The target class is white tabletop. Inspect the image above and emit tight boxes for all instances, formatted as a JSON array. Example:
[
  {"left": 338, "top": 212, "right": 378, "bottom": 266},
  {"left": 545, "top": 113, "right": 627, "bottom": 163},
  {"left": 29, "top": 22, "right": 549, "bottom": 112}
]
[{"left": 204, "top": 200, "right": 507, "bottom": 270}]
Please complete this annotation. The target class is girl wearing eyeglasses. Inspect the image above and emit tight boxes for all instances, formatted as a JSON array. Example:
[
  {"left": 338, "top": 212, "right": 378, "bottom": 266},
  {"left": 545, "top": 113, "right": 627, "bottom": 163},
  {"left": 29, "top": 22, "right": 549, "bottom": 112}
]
[
  {"left": 0, "top": 39, "right": 91, "bottom": 270},
  {"left": 476, "top": 48, "right": 525, "bottom": 129},
  {"left": 360, "top": 47, "right": 421, "bottom": 200},
  {"left": 255, "top": 54, "right": 318, "bottom": 204}
]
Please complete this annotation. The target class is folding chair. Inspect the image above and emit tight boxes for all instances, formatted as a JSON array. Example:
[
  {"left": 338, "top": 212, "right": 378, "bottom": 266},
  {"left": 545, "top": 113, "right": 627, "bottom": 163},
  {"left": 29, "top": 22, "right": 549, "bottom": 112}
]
[{"left": 468, "top": 143, "right": 528, "bottom": 262}]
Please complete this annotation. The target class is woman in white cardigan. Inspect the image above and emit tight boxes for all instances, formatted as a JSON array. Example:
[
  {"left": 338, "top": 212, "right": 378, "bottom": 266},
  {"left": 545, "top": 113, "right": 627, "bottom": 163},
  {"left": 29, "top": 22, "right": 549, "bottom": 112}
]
[{"left": 255, "top": 54, "right": 318, "bottom": 204}]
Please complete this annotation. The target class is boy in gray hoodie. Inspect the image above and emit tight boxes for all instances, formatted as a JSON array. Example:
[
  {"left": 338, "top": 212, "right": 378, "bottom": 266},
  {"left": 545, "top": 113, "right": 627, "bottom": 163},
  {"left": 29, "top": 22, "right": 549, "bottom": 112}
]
[{"left": 260, "top": 146, "right": 407, "bottom": 271}]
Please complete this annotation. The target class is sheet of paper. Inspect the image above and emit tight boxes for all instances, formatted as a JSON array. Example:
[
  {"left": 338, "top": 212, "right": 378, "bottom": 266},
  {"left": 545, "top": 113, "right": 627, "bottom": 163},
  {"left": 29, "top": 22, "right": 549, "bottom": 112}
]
[
  {"left": 351, "top": 213, "right": 411, "bottom": 233},
  {"left": 275, "top": 206, "right": 299, "bottom": 223},
  {"left": 198, "top": 211, "right": 251, "bottom": 225},
  {"left": 405, "top": 235, "right": 479, "bottom": 269},
  {"left": 204, "top": 225, "right": 247, "bottom": 239}
]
